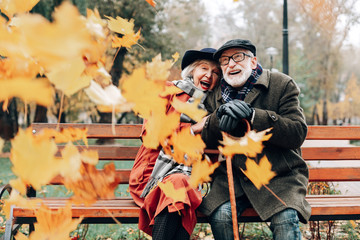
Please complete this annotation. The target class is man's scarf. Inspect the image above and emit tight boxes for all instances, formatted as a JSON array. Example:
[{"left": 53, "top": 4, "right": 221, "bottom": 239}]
[
  {"left": 221, "top": 63, "right": 263, "bottom": 102},
  {"left": 140, "top": 78, "right": 203, "bottom": 198}
]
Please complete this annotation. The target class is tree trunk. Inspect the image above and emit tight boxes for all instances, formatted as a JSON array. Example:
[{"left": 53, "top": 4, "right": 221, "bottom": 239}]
[
  {"left": 34, "top": 105, "right": 48, "bottom": 123},
  {"left": 0, "top": 99, "right": 19, "bottom": 140}
]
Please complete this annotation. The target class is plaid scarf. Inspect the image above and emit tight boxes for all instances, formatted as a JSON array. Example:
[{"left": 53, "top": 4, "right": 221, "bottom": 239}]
[
  {"left": 221, "top": 63, "right": 263, "bottom": 102},
  {"left": 140, "top": 79, "right": 204, "bottom": 198}
]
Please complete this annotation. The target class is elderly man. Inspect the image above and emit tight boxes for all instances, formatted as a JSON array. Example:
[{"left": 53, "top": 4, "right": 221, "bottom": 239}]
[{"left": 198, "top": 39, "right": 311, "bottom": 240}]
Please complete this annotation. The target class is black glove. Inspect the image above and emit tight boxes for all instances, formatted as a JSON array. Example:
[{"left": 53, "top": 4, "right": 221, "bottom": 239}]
[
  {"left": 218, "top": 114, "right": 239, "bottom": 132},
  {"left": 217, "top": 100, "right": 253, "bottom": 121},
  {"left": 217, "top": 100, "right": 254, "bottom": 133}
]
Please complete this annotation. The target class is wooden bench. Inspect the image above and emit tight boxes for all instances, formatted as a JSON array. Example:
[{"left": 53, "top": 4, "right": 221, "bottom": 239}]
[{"left": 2, "top": 123, "right": 360, "bottom": 239}]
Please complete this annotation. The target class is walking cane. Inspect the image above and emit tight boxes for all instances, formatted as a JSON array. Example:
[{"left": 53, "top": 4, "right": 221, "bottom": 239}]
[{"left": 225, "top": 119, "right": 250, "bottom": 240}]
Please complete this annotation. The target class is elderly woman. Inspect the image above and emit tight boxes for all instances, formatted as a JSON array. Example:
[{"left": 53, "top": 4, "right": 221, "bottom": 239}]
[{"left": 129, "top": 48, "right": 221, "bottom": 240}]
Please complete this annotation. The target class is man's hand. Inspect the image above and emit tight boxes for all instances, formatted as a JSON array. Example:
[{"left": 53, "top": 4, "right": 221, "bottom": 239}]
[{"left": 217, "top": 100, "right": 254, "bottom": 132}]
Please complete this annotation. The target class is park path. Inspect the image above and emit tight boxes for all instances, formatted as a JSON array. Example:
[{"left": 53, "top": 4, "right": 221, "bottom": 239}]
[{"left": 302, "top": 139, "right": 360, "bottom": 195}]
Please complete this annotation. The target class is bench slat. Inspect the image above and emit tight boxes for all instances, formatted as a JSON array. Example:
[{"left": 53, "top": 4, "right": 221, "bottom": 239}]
[
  {"left": 12, "top": 195, "right": 360, "bottom": 222},
  {"left": 32, "top": 123, "right": 142, "bottom": 139},
  {"left": 307, "top": 126, "right": 360, "bottom": 140},
  {"left": 56, "top": 146, "right": 139, "bottom": 160},
  {"left": 55, "top": 145, "right": 360, "bottom": 161},
  {"left": 48, "top": 168, "right": 360, "bottom": 185}
]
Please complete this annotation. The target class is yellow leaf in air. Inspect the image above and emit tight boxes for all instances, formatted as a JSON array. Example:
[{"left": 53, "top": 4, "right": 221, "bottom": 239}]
[
  {"left": 64, "top": 163, "right": 118, "bottom": 205},
  {"left": 146, "top": 54, "right": 173, "bottom": 81},
  {"left": 17, "top": 203, "right": 83, "bottom": 240},
  {"left": 0, "top": 78, "right": 53, "bottom": 106},
  {"left": 172, "top": 52, "right": 179, "bottom": 63},
  {"left": 0, "top": 57, "right": 40, "bottom": 79},
  {"left": 159, "top": 84, "right": 183, "bottom": 97},
  {"left": 106, "top": 16, "right": 135, "bottom": 35},
  {"left": 80, "top": 149, "right": 99, "bottom": 165},
  {"left": 0, "top": 137, "right": 4, "bottom": 152},
  {"left": 10, "top": 128, "right": 60, "bottom": 193},
  {"left": 241, "top": 155, "right": 276, "bottom": 190},
  {"left": 219, "top": 128, "right": 272, "bottom": 158},
  {"left": 142, "top": 110, "right": 180, "bottom": 149},
  {"left": 36, "top": 127, "right": 88, "bottom": 147},
  {"left": 171, "top": 97, "right": 207, "bottom": 123},
  {"left": 158, "top": 181, "right": 186, "bottom": 204},
  {"left": 0, "top": 0, "right": 39, "bottom": 18},
  {"left": 121, "top": 67, "right": 168, "bottom": 119},
  {"left": 112, "top": 30, "right": 141, "bottom": 49},
  {"left": 12, "top": 2, "right": 92, "bottom": 69},
  {"left": 145, "top": 0, "right": 156, "bottom": 7},
  {"left": 189, "top": 158, "right": 220, "bottom": 188},
  {"left": 9, "top": 178, "right": 27, "bottom": 196},
  {"left": 3, "top": 191, "right": 42, "bottom": 219},
  {"left": 46, "top": 57, "right": 91, "bottom": 96},
  {"left": 59, "top": 142, "right": 82, "bottom": 181},
  {"left": 168, "top": 127, "right": 205, "bottom": 164}
]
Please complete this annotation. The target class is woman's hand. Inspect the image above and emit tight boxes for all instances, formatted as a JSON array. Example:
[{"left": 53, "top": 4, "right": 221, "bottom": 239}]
[{"left": 191, "top": 115, "right": 210, "bottom": 134}]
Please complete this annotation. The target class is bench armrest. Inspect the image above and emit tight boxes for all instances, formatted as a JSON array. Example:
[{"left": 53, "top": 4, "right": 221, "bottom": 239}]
[{"left": 0, "top": 184, "right": 12, "bottom": 199}]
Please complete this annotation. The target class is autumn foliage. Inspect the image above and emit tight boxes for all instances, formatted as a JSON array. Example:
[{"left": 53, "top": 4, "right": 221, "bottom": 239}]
[{"left": 0, "top": 1, "right": 274, "bottom": 239}]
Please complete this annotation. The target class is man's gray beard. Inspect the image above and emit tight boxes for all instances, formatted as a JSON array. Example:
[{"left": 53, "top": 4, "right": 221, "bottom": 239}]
[{"left": 223, "top": 66, "right": 253, "bottom": 88}]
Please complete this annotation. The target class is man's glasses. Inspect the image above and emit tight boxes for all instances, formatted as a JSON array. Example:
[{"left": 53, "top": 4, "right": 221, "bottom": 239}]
[{"left": 219, "top": 52, "right": 252, "bottom": 66}]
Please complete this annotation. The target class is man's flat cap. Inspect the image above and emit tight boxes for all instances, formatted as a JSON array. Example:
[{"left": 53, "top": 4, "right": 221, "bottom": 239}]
[{"left": 214, "top": 39, "right": 256, "bottom": 60}]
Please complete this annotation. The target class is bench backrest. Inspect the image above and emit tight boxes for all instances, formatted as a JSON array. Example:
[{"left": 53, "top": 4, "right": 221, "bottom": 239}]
[{"left": 31, "top": 123, "right": 360, "bottom": 184}]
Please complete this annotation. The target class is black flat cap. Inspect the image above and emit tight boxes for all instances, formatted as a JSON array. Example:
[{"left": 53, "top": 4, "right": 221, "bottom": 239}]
[
  {"left": 214, "top": 39, "right": 256, "bottom": 60},
  {"left": 181, "top": 48, "right": 217, "bottom": 70}
]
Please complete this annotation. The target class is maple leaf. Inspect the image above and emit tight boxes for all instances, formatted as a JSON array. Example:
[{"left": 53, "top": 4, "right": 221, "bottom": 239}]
[
  {"left": 171, "top": 97, "right": 207, "bottom": 123},
  {"left": 172, "top": 52, "right": 179, "bottom": 62},
  {"left": 112, "top": 30, "right": 141, "bottom": 49},
  {"left": 15, "top": 203, "right": 83, "bottom": 240},
  {"left": 0, "top": 0, "right": 39, "bottom": 18},
  {"left": 146, "top": 54, "right": 174, "bottom": 81},
  {"left": 10, "top": 2, "right": 93, "bottom": 70},
  {"left": 46, "top": 57, "right": 91, "bottom": 96},
  {"left": 145, "top": 0, "right": 156, "bottom": 7},
  {"left": 189, "top": 158, "right": 220, "bottom": 188},
  {"left": 158, "top": 181, "right": 186, "bottom": 204},
  {"left": 106, "top": 16, "right": 136, "bottom": 35},
  {"left": 0, "top": 57, "right": 40, "bottom": 79},
  {"left": 0, "top": 78, "right": 53, "bottom": 107},
  {"left": 159, "top": 84, "right": 183, "bottom": 97},
  {"left": 219, "top": 128, "right": 272, "bottom": 158},
  {"left": 0, "top": 137, "right": 4, "bottom": 152},
  {"left": 121, "top": 67, "right": 168, "bottom": 119},
  {"left": 240, "top": 155, "right": 276, "bottom": 190},
  {"left": 167, "top": 127, "right": 205, "bottom": 164},
  {"left": 10, "top": 128, "right": 61, "bottom": 194},
  {"left": 59, "top": 142, "right": 83, "bottom": 181},
  {"left": 64, "top": 163, "right": 118, "bottom": 205},
  {"left": 3, "top": 191, "right": 42, "bottom": 219},
  {"left": 36, "top": 127, "right": 88, "bottom": 147},
  {"left": 142, "top": 110, "right": 180, "bottom": 149}
]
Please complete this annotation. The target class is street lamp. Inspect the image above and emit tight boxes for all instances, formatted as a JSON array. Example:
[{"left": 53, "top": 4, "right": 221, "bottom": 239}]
[
  {"left": 283, "top": 0, "right": 289, "bottom": 75},
  {"left": 266, "top": 47, "right": 278, "bottom": 71}
]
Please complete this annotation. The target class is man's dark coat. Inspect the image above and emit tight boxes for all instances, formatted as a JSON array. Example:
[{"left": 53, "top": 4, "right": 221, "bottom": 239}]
[{"left": 199, "top": 69, "right": 311, "bottom": 223}]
